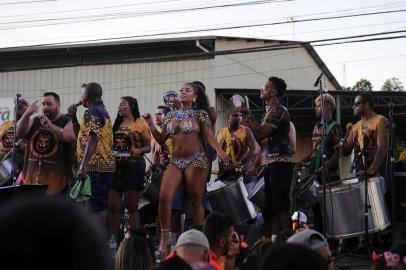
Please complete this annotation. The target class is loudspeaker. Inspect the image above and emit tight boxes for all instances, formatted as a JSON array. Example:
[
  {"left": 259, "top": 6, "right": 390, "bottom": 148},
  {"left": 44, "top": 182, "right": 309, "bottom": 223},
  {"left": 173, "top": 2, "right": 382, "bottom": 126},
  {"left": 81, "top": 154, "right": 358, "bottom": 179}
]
[
  {"left": 0, "top": 185, "right": 47, "bottom": 204},
  {"left": 394, "top": 171, "right": 406, "bottom": 223}
]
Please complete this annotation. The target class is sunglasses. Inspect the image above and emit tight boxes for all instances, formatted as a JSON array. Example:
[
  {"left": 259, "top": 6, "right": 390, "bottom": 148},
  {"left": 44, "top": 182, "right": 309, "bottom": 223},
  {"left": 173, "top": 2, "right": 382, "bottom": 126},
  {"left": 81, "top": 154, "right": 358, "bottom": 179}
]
[{"left": 353, "top": 101, "right": 364, "bottom": 107}]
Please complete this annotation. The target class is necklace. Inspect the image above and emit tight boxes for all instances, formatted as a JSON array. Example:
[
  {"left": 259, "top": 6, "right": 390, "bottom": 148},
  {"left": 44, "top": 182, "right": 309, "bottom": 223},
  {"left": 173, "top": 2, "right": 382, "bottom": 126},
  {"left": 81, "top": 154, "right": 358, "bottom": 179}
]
[{"left": 176, "top": 107, "right": 194, "bottom": 122}]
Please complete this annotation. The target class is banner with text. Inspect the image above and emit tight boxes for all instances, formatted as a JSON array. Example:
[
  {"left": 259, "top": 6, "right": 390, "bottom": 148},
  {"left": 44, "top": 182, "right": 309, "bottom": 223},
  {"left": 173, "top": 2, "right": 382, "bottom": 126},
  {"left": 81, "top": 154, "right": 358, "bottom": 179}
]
[{"left": 0, "top": 98, "right": 15, "bottom": 126}]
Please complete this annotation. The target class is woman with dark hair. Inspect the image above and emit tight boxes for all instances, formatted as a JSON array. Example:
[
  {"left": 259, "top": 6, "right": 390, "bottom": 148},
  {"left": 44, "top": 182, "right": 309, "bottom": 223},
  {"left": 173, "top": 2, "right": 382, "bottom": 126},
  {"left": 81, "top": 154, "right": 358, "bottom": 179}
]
[
  {"left": 109, "top": 96, "right": 151, "bottom": 243},
  {"left": 144, "top": 82, "right": 229, "bottom": 259}
]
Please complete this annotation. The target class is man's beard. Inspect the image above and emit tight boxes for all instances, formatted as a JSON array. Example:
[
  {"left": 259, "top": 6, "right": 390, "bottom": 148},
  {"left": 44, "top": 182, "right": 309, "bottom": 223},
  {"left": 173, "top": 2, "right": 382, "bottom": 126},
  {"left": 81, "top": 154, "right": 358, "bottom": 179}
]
[
  {"left": 229, "top": 120, "right": 239, "bottom": 131},
  {"left": 44, "top": 111, "right": 55, "bottom": 120}
]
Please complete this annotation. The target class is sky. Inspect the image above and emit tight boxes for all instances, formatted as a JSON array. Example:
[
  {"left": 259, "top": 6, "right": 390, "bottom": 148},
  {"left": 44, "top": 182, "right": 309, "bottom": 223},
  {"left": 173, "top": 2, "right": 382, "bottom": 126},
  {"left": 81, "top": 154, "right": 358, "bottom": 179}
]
[{"left": 1, "top": 0, "right": 406, "bottom": 90}]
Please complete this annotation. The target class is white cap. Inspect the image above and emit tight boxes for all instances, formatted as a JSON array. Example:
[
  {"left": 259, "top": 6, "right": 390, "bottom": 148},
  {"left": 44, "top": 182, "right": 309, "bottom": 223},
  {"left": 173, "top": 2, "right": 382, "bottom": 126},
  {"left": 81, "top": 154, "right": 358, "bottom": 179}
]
[
  {"left": 175, "top": 229, "right": 210, "bottom": 250},
  {"left": 292, "top": 211, "right": 307, "bottom": 223}
]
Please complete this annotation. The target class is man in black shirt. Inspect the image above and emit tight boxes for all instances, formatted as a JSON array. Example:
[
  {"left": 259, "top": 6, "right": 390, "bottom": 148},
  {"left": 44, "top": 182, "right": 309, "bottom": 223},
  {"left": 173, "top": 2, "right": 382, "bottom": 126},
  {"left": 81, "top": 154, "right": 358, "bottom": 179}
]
[{"left": 247, "top": 76, "right": 293, "bottom": 239}]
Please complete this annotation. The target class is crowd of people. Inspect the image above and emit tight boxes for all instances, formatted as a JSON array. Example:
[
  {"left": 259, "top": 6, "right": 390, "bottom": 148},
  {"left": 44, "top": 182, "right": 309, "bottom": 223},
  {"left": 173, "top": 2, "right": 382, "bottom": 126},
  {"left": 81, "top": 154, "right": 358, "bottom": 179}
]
[{"left": 0, "top": 75, "right": 402, "bottom": 270}]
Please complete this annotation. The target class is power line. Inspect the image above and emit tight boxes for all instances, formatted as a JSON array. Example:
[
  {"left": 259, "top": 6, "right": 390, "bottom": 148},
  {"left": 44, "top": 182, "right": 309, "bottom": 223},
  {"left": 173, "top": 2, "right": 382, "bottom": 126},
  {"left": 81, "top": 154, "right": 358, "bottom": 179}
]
[
  {"left": 0, "top": 0, "right": 292, "bottom": 27},
  {"left": 258, "top": 19, "right": 406, "bottom": 39},
  {"left": 1, "top": 0, "right": 180, "bottom": 17},
  {"left": 3, "top": 31, "right": 406, "bottom": 98},
  {"left": 0, "top": 0, "right": 57, "bottom": 5},
  {"left": 3, "top": 8, "right": 405, "bottom": 49},
  {"left": 314, "top": 34, "right": 406, "bottom": 47},
  {"left": 6, "top": 17, "right": 406, "bottom": 48}
]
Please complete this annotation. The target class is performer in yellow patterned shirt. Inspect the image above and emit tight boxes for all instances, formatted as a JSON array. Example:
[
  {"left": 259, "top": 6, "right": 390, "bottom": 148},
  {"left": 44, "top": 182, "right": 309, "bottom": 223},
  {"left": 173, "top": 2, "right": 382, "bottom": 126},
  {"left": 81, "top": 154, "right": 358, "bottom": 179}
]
[
  {"left": 217, "top": 110, "right": 259, "bottom": 181},
  {"left": 342, "top": 92, "right": 388, "bottom": 176},
  {"left": 108, "top": 96, "right": 151, "bottom": 241},
  {"left": 0, "top": 99, "right": 29, "bottom": 178},
  {"left": 75, "top": 83, "right": 116, "bottom": 228},
  {"left": 16, "top": 93, "right": 76, "bottom": 195}
]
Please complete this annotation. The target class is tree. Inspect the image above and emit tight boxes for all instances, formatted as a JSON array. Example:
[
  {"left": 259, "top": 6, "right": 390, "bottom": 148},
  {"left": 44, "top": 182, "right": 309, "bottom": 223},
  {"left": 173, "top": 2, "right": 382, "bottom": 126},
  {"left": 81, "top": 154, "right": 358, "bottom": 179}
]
[
  {"left": 381, "top": 77, "right": 404, "bottom": 91},
  {"left": 352, "top": 79, "right": 373, "bottom": 91}
]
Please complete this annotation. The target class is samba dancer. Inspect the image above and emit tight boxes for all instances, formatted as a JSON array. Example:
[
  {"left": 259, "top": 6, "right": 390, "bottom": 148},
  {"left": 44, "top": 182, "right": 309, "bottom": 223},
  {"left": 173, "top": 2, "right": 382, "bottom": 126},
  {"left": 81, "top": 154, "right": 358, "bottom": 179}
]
[
  {"left": 16, "top": 92, "right": 76, "bottom": 195},
  {"left": 144, "top": 82, "right": 229, "bottom": 259},
  {"left": 246, "top": 76, "right": 293, "bottom": 239},
  {"left": 108, "top": 96, "right": 151, "bottom": 242}
]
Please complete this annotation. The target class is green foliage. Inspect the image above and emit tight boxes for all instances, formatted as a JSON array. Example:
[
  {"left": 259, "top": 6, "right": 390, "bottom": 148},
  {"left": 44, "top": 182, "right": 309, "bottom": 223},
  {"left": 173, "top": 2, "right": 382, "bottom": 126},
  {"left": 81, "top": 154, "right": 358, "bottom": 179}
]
[
  {"left": 381, "top": 77, "right": 404, "bottom": 91},
  {"left": 352, "top": 79, "right": 373, "bottom": 91}
]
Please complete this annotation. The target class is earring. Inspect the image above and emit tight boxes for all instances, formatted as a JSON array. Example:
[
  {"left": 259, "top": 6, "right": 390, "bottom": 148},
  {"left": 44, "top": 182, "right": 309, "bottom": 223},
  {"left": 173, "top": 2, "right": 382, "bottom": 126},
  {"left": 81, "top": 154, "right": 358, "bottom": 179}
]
[{"left": 192, "top": 99, "right": 197, "bottom": 109}]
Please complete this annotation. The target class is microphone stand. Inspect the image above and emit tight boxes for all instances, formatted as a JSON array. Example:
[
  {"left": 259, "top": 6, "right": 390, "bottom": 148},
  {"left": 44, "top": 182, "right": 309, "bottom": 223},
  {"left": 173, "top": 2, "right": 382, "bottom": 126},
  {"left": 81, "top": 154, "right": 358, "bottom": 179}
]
[
  {"left": 315, "top": 74, "right": 328, "bottom": 236},
  {"left": 359, "top": 135, "right": 378, "bottom": 261},
  {"left": 12, "top": 94, "right": 21, "bottom": 200},
  {"left": 388, "top": 102, "right": 396, "bottom": 227}
]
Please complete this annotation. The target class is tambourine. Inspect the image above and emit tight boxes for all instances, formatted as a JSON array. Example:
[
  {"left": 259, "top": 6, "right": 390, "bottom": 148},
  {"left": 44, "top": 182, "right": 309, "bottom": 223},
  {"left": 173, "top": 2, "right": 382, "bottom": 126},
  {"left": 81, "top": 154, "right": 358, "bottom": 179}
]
[
  {"left": 230, "top": 94, "right": 249, "bottom": 109},
  {"left": 163, "top": 90, "right": 179, "bottom": 110}
]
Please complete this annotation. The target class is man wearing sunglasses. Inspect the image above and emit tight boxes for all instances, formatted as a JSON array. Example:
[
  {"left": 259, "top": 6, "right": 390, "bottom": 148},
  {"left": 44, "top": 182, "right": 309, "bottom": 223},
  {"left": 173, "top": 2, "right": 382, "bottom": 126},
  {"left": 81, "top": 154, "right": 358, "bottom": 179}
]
[{"left": 342, "top": 92, "right": 388, "bottom": 177}]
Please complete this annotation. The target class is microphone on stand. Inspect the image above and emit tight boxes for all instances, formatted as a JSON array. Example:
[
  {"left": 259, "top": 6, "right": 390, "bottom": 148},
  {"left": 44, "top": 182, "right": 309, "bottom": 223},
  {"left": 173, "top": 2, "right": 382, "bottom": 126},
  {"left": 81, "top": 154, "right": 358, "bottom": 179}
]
[{"left": 314, "top": 73, "right": 323, "bottom": 87}]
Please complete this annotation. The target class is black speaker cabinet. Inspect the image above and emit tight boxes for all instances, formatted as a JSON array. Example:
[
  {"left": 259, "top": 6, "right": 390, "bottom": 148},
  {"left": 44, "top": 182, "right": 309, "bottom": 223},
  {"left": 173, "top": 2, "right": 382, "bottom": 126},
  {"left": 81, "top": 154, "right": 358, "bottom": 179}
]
[
  {"left": 0, "top": 185, "right": 47, "bottom": 204},
  {"left": 394, "top": 171, "right": 406, "bottom": 223}
]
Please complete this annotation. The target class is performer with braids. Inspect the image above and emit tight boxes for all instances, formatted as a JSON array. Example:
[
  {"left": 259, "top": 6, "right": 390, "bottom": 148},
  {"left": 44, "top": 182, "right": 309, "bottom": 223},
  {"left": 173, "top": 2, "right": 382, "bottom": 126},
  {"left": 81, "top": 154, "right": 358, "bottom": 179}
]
[
  {"left": 108, "top": 96, "right": 151, "bottom": 242},
  {"left": 143, "top": 82, "right": 230, "bottom": 259}
]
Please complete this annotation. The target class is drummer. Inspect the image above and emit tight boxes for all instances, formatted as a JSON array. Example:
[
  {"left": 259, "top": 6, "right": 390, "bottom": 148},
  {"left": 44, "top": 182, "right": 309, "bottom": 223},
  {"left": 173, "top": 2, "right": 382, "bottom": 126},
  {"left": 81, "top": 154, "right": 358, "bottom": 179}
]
[
  {"left": 295, "top": 93, "right": 340, "bottom": 183},
  {"left": 342, "top": 93, "right": 388, "bottom": 178},
  {"left": 216, "top": 110, "right": 260, "bottom": 182},
  {"left": 246, "top": 76, "right": 293, "bottom": 239},
  {"left": 295, "top": 93, "right": 340, "bottom": 232}
]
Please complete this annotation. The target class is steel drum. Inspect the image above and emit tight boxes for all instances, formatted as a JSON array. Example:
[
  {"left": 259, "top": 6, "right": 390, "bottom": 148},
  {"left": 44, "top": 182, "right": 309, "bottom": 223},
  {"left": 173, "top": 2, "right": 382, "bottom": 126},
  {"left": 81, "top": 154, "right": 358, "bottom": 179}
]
[
  {"left": 317, "top": 176, "right": 390, "bottom": 239},
  {"left": 292, "top": 173, "right": 320, "bottom": 207},
  {"left": 0, "top": 159, "right": 13, "bottom": 186},
  {"left": 248, "top": 177, "right": 265, "bottom": 210},
  {"left": 208, "top": 178, "right": 257, "bottom": 225}
]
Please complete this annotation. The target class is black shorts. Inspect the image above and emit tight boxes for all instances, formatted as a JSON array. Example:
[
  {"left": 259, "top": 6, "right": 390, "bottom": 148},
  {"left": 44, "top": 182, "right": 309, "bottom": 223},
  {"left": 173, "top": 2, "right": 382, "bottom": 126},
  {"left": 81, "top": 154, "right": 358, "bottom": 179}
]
[
  {"left": 110, "top": 158, "right": 146, "bottom": 192},
  {"left": 263, "top": 162, "right": 293, "bottom": 218},
  {"left": 87, "top": 171, "right": 114, "bottom": 212}
]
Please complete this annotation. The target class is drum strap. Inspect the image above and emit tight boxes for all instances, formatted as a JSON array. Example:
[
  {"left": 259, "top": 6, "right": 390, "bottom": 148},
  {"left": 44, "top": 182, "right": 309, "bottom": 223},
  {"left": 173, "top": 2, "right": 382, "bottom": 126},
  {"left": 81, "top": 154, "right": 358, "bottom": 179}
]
[
  {"left": 310, "top": 120, "right": 338, "bottom": 174},
  {"left": 357, "top": 115, "right": 381, "bottom": 163},
  {"left": 223, "top": 128, "right": 237, "bottom": 163}
]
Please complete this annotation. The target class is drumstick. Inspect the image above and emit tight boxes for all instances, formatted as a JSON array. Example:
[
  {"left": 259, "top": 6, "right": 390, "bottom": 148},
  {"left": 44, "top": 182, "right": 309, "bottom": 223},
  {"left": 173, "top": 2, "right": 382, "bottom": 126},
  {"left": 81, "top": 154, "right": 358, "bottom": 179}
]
[{"left": 143, "top": 154, "right": 153, "bottom": 165}]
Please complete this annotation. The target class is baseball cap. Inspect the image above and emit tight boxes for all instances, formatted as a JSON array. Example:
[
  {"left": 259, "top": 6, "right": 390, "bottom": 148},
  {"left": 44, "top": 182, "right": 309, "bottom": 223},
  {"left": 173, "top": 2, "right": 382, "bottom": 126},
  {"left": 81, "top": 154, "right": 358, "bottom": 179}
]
[
  {"left": 176, "top": 229, "right": 210, "bottom": 250},
  {"left": 291, "top": 211, "right": 307, "bottom": 223},
  {"left": 287, "top": 229, "right": 328, "bottom": 251}
]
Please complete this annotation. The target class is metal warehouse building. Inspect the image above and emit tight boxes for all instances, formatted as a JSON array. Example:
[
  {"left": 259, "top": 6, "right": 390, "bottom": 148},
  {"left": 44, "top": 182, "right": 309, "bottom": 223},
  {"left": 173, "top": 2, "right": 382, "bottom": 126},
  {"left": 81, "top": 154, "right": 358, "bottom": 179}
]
[{"left": 0, "top": 36, "right": 342, "bottom": 161}]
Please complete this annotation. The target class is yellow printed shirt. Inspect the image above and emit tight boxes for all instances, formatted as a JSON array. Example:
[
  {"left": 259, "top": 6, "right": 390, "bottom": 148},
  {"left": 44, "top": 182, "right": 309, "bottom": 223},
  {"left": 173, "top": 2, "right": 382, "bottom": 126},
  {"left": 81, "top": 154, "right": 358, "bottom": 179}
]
[
  {"left": 76, "top": 101, "right": 116, "bottom": 172},
  {"left": 0, "top": 120, "right": 14, "bottom": 159},
  {"left": 352, "top": 114, "right": 387, "bottom": 172},
  {"left": 22, "top": 115, "right": 73, "bottom": 195},
  {"left": 217, "top": 126, "right": 248, "bottom": 163},
  {"left": 400, "top": 149, "right": 406, "bottom": 161},
  {"left": 113, "top": 118, "right": 151, "bottom": 157}
]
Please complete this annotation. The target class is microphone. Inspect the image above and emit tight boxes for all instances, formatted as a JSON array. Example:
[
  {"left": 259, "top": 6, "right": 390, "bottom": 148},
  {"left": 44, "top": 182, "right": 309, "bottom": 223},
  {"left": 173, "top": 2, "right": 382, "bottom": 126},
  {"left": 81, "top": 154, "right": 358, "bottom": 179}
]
[
  {"left": 72, "top": 101, "right": 82, "bottom": 108},
  {"left": 314, "top": 73, "right": 323, "bottom": 87},
  {"left": 343, "top": 122, "right": 353, "bottom": 141},
  {"left": 338, "top": 122, "right": 353, "bottom": 149}
]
